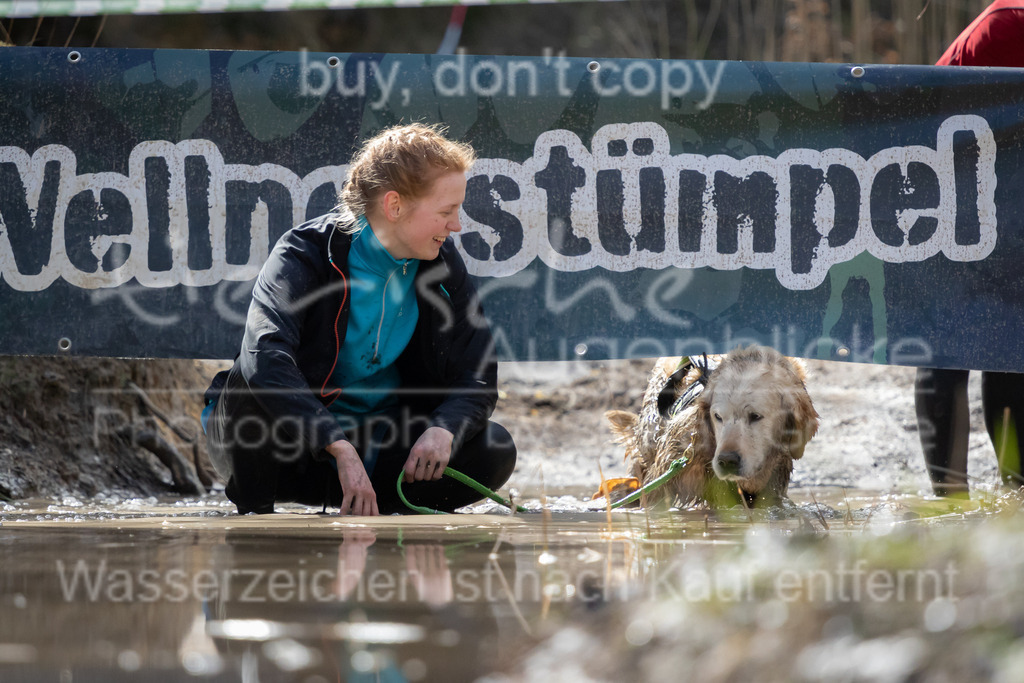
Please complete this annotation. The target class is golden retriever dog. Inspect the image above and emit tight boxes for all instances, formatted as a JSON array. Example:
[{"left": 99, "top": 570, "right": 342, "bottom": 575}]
[{"left": 605, "top": 346, "right": 818, "bottom": 509}]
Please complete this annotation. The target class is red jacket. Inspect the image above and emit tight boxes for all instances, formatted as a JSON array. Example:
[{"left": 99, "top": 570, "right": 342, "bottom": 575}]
[{"left": 937, "top": 0, "right": 1024, "bottom": 67}]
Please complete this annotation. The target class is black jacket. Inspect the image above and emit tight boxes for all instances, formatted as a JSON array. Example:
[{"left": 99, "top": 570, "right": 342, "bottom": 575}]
[{"left": 205, "top": 212, "right": 498, "bottom": 458}]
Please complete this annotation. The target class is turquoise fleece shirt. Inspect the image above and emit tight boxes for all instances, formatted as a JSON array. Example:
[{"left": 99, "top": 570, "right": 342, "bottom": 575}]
[{"left": 328, "top": 215, "right": 419, "bottom": 420}]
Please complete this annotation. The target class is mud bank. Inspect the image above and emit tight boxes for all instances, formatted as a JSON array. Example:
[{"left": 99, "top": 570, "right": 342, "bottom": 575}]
[
  {"left": 0, "top": 355, "right": 1008, "bottom": 503},
  {"left": 0, "top": 357, "right": 220, "bottom": 501}
]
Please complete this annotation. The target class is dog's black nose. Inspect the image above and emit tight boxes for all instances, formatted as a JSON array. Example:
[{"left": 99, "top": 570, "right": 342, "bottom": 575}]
[{"left": 717, "top": 451, "right": 742, "bottom": 474}]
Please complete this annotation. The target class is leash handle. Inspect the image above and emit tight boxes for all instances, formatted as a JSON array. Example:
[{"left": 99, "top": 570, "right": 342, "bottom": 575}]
[{"left": 396, "top": 467, "right": 529, "bottom": 515}]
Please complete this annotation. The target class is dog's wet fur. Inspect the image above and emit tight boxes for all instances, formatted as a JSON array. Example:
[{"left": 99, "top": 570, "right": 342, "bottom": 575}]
[{"left": 606, "top": 346, "right": 819, "bottom": 509}]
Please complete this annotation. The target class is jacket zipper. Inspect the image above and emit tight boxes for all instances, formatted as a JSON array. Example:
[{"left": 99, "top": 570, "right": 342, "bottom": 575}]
[{"left": 374, "top": 264, "right": 405, "bottom": 362}]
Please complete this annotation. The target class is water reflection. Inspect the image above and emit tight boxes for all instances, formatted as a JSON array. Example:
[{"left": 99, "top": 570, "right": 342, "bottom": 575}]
[
  {"left": 0, "top": 506, "right": 655, "bottom": 681},
  {"left": 187, "top": 529, "right": 511, "bottom": 682},
  {"left": 1, "top": 487, "right": 1018, "bottom": 681}
]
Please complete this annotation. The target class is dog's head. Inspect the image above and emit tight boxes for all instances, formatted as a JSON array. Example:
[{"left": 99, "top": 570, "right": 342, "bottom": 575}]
[{"left": 694, "top": 346, "right": 818, "bottom": 503}]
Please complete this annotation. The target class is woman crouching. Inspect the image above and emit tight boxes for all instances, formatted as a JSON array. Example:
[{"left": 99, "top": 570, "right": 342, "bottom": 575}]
[{"left": 203, "top": 123, "right": 516, "bottom": 515}]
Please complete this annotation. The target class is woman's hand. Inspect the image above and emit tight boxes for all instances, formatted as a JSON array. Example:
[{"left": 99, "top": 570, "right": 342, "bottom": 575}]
[
  {"left": 334, "top": 529, "right": 377, "bottom": 599},
  {"left": 326, "top": 440, "right": 379, "bottom": 516},
  {"left": 404, "top": 427, "right": 454, "bottom": 482},
  {"left": 404, "top": 543, "right": 454, "bottom": 607}
]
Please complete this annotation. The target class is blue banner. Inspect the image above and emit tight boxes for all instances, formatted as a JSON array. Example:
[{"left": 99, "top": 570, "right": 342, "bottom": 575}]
[{"left": 1, "top": 47, "right": 1022, "bottom": 370}]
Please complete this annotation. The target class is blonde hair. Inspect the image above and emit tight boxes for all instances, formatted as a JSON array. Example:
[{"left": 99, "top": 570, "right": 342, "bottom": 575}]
[{"left": 337, "top": 123, "right": 476, "bottom": 224}]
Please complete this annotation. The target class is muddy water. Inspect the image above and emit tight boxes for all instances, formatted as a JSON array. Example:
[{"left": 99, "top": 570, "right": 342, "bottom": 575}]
[
  {"left": 0, "top": 498, "right": 700, "bottom": 682},
  {"left": 1, "top": 489, "right": 1022, "bottom": 682}
]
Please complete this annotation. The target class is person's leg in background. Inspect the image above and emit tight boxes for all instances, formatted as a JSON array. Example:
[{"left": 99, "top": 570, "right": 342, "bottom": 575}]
[
  {"left": 981, "top": 371, "right": 1024, "bottom": 487},
  {"left": 915, "top": 367, "right": 971, "bottom": 496}
]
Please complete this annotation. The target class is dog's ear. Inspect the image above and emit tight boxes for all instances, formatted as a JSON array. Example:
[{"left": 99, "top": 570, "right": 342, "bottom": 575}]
[
  {"left": 691, "top": 390, "right": 716, "bottom": 457},
  {"left": 780, "top": 384, "right": 819, "bottom": 460},
  {"left": 605, "top": 410, "right": 638, "bottom": 442},
  {"left": 785, "top": 356, "right": 809, "bottom": 383}
]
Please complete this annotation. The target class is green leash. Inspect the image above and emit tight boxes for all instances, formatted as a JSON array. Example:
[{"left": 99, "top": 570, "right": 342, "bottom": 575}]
[
  {"left": 608, "top": 455, "right": 689, "bottom": 509},
  {"left": 396, "top": 456, "right": 688, "bottom": 514},
  {"left": 396, "top": 467, "right": 529, "bottom": 515}
]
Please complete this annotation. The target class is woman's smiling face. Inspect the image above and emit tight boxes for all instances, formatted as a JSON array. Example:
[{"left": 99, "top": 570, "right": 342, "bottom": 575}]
[{"left": 382, "top": 171, "right": 467, "bottom": 261}]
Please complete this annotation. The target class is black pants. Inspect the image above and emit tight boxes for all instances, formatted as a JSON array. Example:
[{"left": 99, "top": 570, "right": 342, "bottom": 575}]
[
  {"left": 207, "top": 366, "right": 517, "bottom": 514},
  {"left": 915, "top": 368, "right": 1024, "bottom": 495}
]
